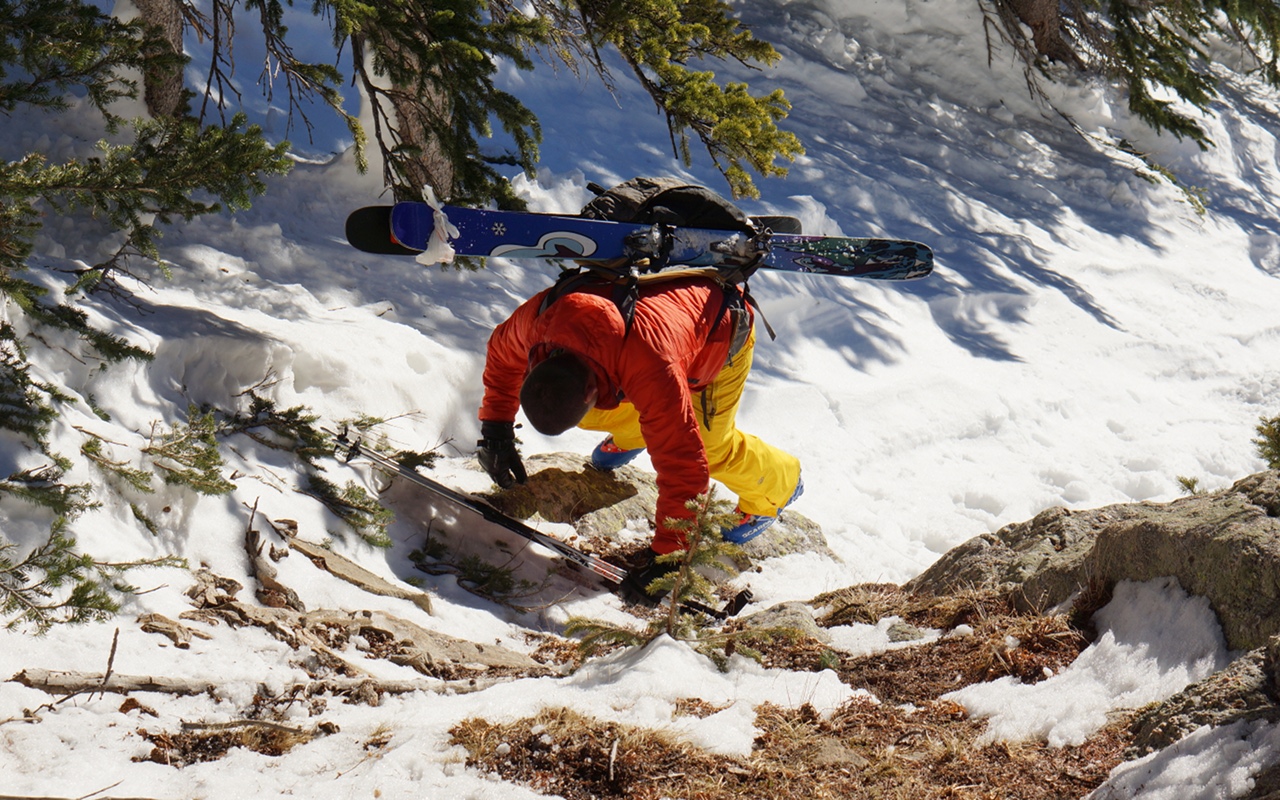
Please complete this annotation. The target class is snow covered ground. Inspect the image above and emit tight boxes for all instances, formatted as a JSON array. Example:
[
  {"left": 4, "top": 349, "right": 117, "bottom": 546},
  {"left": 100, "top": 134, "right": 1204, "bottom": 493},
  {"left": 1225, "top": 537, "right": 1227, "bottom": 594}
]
[{"left": 3, "top": 0, "right": 1280, "bottom": 796}]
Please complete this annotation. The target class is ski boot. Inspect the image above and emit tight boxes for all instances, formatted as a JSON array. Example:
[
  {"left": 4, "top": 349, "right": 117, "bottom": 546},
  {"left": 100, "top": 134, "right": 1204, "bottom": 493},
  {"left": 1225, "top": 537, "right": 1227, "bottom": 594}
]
[
  {"left": 721, "top": 475, "right": 805, "bottom": 544},
  {"left": 590, "top": 436, "right": 645, "bottom": 471}
]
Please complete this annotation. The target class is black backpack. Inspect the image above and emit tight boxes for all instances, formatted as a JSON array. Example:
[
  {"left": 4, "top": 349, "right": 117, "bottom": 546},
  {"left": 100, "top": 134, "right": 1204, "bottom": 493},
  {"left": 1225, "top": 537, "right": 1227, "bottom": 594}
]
[
  {"left": 580, "top": 177, "right": 758, "bottom": 234},
  {"left": 580, "top": 176, "right": 803, "bottom": 236}
]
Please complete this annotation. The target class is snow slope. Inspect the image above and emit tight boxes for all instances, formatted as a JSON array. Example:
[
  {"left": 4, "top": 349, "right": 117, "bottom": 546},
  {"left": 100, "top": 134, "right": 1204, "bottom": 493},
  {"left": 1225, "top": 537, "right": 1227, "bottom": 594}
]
[{"left": 3, "top": 0, "right": 1280, "bottom": 796}]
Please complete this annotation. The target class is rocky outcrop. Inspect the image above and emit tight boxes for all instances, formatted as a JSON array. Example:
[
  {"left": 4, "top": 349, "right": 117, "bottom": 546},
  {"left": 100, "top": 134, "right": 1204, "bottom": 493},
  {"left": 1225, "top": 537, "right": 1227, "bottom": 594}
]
[
  {"left": 1126, "top": 642, "right": 1280, "bottom": 756},
  {"left": 483, "top": 452, "right": 833, "bottom": 562},
  {"left": 905, "top": 471, "right": 1280, "bottom": 651}
]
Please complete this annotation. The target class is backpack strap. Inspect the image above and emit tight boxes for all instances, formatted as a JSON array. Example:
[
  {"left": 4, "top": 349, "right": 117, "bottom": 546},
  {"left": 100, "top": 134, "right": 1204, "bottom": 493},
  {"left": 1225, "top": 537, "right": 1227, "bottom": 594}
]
[
  {"left": 539, "top": 261, "right": 641, "bottom": 334},
  {"left": 537, "top": 263, "right": 775, "bottom": 356}
]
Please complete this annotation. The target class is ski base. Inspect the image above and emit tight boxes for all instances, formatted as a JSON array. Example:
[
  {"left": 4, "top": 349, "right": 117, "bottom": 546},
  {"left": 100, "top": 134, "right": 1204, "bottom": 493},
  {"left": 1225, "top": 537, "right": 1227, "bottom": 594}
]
[{"left": 329, "top": 428, "right": 750, "bottom": 619}]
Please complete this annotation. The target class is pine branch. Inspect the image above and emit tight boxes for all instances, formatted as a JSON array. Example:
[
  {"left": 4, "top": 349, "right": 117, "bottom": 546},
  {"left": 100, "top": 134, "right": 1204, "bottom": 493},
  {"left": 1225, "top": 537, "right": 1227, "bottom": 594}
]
[
  {"left": 141, "top": 406, "right": 235, "bottom": 496},
  {"left": 0, "top": 520, "right": 118, "bottom": 633}
]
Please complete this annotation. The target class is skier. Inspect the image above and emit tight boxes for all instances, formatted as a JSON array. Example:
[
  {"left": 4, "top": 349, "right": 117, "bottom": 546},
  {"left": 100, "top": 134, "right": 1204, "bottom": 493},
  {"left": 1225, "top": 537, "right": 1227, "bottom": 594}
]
[{"left": 474, "top": 272, "right": 803, "bottom": 606}]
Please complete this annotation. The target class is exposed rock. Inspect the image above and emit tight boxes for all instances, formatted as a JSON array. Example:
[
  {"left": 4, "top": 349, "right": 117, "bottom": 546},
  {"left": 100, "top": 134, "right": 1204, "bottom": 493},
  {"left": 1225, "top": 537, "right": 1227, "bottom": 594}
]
[
  {"left": 138, "top": 613, "right": 213, "bottom": 649},
  {"left": 181, "top": 571, "right": 548, "bottom": 681},
  {"left": 810, "top": 737, "right": 871, "bottom": 769},
  {"left": 300, "top": 609, "right": 549, "bottom": 677},
  {"left": 285, "top": 529, "right": 434, "bottom": 614},
  {"left": 1243, "top": 761, "right": 1280, "bottom": 800},
  {"left": 480, "top": 452, "right": 657, "bottom": 543},
  {"left": 887, "top": 620, "right": 928, "bottom": 643},
  {"left": 1127, "top": 642, "right": 1280, "bottom": 756},
  {"left": 739, "top": 510, "right": 832, "bottom": 562},
  {"left": 740, "top": 601, "right": 831, "bottom": 644},
  {"left": 905, "top": 471, "right": 1280, "bottom": 651},
  {"left": 482, "top": 452, "right": 834, "bottom": 561}
]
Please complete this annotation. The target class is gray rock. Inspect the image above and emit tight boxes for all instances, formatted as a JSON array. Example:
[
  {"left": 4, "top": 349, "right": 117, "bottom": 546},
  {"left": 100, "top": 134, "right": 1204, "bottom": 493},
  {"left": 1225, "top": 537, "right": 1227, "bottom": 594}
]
[
  {"left": 481, "top": 452, "right": 657, "bottom": 544},
  {"left": 739, "top": 601, "right": 830, "bottom": 643},
  {"left": 887, "top": 620, "right": 928, "bottom": 643},
  {"left": 1127, "top": 643, "right": 1280, "bottom": 756},
  {"left": 905, "top": 471, "right": 1280, "bottom": 651}
]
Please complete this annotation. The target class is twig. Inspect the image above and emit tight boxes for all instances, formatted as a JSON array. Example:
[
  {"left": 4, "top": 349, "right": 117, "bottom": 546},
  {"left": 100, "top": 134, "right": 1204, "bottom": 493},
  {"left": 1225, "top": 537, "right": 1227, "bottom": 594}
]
[
  {"left": 180, "top": 719, "right": 307, "bottom": 735},
  {"left": 96, "top": 628, "right": 120, "bottom": 701},
  {"left": 75, "top": 780, "right": 124, "bottom": 800}
]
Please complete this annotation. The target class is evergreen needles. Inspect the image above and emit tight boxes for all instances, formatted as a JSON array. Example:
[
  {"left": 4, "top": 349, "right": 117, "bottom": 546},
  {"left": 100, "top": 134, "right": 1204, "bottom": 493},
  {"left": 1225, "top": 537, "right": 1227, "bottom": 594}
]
[
  {"left": 0, "top": 519, "right": 118, "bottom": 632},
  {"left": 143, "top": 407, "right": 235, "bottom": 496},
  {"left": 564, "top": 491, "right": 801, "bottom": 671},
  {"left": 1256, "top": 414, "right": 1280, "bottom": 469},
  {"left": 0, "top": 519, "right": 186, "bottom": 634}
]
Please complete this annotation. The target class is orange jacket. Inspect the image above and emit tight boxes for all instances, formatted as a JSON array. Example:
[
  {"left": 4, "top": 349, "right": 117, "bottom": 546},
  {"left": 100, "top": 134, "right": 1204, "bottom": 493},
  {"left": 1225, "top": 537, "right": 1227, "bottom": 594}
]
[{"left": 480, "top": 276, "right": 744, "bottom": 545}]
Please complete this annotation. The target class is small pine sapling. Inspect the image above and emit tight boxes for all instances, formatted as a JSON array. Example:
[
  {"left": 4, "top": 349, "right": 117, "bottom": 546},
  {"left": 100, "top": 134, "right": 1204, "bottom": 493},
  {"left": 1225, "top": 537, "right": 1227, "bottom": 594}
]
[
  {"left": 565, "top": 490, "right": 799, "bottom": 670},
  {"left": 1256, "top": 414, "right": 1280, "bottom": 469},
  {"left": 304, "top": 474, "right": 394, "bottom": 548}
]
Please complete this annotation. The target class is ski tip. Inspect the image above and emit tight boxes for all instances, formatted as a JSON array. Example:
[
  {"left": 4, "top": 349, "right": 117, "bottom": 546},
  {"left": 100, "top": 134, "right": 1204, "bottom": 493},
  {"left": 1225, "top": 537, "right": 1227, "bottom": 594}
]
[{"left": 346, "top": 206, "right": 420, "bottom": 256}]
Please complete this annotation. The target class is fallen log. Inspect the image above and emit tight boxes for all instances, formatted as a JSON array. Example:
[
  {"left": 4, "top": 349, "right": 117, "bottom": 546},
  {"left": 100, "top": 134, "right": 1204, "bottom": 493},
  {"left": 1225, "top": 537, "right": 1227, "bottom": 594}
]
[{"left": 8, "top": 668, "right": 504, "bottom": 700}]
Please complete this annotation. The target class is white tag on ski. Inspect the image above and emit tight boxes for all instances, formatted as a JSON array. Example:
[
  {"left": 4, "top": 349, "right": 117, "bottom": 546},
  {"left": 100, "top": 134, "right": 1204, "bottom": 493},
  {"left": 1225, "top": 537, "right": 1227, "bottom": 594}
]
[{"left": 415, "top": 185, "right": 459, "bottom": 266}]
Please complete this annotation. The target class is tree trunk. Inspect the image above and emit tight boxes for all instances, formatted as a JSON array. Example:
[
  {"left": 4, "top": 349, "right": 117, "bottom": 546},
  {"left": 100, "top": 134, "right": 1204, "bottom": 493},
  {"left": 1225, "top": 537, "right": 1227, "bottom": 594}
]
[
  {"left": 132, "top": 0, "right": 186, "bottom": 118},
  {"left": 362, "top": 28, "right": 456, "bottom": 200},
  {"left": 1006, "top": 0, "right": 1084, "bottom": 68},
  {"left": 389, "top": 80, "right": 456, "bottom": 201}
]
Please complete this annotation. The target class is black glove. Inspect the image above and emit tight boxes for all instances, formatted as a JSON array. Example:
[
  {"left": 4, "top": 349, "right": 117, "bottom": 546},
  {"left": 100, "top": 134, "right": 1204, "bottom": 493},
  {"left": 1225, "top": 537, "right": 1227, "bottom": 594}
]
[
  {"left": 476, "top": 421, "right": 527, "bottom": 489},
  {"left": 617, "top": 548, "right": 676, "bottom": 608}
]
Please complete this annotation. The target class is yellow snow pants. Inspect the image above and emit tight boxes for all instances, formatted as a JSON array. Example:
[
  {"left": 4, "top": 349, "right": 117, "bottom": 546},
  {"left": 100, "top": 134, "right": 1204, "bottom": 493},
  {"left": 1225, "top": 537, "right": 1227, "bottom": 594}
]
[{"left": 577, "top": 326, "right": 802, "bottom": 517}]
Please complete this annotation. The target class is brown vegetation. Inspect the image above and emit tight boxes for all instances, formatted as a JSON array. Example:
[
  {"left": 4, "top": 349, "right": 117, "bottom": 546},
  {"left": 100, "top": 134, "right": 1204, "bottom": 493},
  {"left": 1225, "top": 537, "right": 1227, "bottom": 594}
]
[
  {"left": 451, "top": 584, "right": 1132, "bottom": 799},
  {"left": 452, "top": 700, "right": 1130, "bottom": 800}
]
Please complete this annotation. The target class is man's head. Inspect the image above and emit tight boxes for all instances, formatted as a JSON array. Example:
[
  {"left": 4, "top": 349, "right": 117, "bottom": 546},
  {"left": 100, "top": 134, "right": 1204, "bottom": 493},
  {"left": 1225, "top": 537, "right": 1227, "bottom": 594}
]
[{"left": 521, "top": 350, "right": 598, "bottom": 435}]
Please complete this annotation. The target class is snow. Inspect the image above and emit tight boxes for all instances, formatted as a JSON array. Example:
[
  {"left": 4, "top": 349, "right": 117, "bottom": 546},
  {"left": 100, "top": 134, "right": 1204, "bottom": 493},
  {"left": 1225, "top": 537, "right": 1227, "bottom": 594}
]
[
  {"left": 4, "top": 0, "right": 1280, "bottom": 796},
  {"left": 946, "top": 579, "right": 1235, "bottom": 748},
  {"left": 1085, "top": 721, "right": 1280, "bottom": 800}
]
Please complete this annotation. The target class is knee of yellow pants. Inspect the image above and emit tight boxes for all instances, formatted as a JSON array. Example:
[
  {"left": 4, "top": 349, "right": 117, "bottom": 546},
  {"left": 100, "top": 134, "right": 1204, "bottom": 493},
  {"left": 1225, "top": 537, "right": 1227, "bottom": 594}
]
[
  {"left": 578, "top": 404, "right": 646, "bottom": 451},
  {"left": 705, "top": 431, "right": 801, "bottom": 517}
]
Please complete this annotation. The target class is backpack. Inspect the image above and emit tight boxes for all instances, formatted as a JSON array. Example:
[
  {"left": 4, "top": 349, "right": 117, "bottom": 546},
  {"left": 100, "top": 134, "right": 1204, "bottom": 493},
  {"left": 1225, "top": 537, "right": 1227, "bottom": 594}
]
[
  {"left": 538, "top": 177, "right": 775, "bottom": 357},
  {"left": 579, "top": 177, "right": 758, "bottom": 234}
]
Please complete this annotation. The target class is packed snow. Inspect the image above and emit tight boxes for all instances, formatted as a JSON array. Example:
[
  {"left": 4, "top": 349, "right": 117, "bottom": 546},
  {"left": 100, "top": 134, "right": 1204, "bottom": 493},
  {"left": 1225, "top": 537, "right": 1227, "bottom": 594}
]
[{"left": 3, "top": 0, "right": 1280, "bottom": 796}]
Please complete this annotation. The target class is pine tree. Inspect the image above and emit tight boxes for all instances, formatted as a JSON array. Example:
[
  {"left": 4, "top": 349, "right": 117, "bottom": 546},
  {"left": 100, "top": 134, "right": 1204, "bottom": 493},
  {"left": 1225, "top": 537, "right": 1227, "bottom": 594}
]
[
  {"left": 572, "top": 0, "right": 803, "bottom": 198},
  {"left": 983, "top": 0, "right": 1280, "bottom": 148},
  {"left": 114, "top": 0, "right": 801, "bottom": 205},
  {"left": 564, "top": 491, "right": 806, "bottom": 671}
]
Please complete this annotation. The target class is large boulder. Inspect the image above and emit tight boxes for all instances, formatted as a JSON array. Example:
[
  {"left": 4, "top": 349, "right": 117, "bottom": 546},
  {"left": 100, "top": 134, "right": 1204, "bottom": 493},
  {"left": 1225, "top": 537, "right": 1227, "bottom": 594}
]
[{"left": 905, "top": 471, "right": 1280, "bottom": 651}]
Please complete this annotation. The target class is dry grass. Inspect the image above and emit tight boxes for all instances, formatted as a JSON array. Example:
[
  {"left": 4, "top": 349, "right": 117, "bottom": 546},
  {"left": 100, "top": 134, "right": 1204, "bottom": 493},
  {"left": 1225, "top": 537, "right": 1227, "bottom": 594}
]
[
  {"left": 452, "top": 701, "right": 1130, "bottom": 800},
  {"left": 451, "top": 584, "right": 1129, "bottom": 799},
  {"left": 811, "top": 584, "right": 1091, "bottom": 704}
]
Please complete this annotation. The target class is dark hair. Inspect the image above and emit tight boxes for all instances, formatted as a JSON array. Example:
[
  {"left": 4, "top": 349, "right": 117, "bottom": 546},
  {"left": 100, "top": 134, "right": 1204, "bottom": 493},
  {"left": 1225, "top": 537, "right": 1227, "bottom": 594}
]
[{"left": 521, "top": 351, "right": 596, "bottom": 435}]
